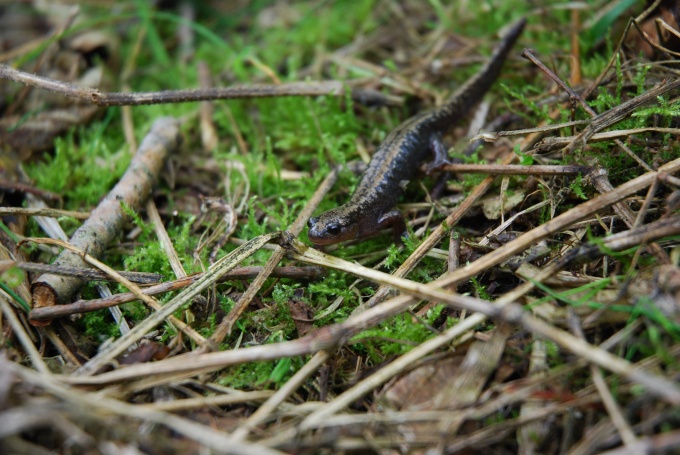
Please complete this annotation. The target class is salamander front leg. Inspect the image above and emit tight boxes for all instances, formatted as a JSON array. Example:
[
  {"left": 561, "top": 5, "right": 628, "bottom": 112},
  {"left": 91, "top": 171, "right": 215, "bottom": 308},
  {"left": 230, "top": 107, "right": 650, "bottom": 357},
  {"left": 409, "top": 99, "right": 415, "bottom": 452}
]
[
  {"left": 425, "top": 133, "right": 452, "bottom": 174},
  {"left": 377, "top": 210, "right": 407, "bottom": 242}
]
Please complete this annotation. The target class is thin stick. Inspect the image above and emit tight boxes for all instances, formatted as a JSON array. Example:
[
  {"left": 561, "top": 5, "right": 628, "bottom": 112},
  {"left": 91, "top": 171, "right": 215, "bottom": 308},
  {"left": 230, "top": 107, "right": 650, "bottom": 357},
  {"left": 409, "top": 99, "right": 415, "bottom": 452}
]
[
  {"left": 533, "top": 127, "right": 680, "bottom": 152},
  {"left": 434, "top": 164, "right": 592, "bottom": 175},
  {"left": 1, "top": 260, "right": 162, "bottom": 284},
  {"left": 28, "top": 266, "right": 324, "bottom": 321},
  {"left": 0, "top": 206, "right": 88, "bottom": 220},
  {"left": 136, "top": 390, "right": 274, "bottom": 412},
  {"left": 0, "top": 64, "right": 344, "bottom": 106},
  {"left": 0, "top": 181, "right": 62, "bottom": 202}
]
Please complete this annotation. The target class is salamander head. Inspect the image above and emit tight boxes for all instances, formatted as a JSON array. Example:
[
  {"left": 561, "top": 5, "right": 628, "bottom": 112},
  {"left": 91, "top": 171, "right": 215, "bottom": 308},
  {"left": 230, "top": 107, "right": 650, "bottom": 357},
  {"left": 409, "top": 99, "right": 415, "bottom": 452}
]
[{"left": 307, "top": 208, "right": 360, "bottom": 245}]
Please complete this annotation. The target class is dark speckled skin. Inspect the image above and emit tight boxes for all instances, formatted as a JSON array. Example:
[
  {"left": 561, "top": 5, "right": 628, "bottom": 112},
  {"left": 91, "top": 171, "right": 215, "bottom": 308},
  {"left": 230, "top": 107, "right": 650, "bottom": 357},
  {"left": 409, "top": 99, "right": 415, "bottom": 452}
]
[{"left": 308, "top": 19, "right": 526, "bottom": 245}]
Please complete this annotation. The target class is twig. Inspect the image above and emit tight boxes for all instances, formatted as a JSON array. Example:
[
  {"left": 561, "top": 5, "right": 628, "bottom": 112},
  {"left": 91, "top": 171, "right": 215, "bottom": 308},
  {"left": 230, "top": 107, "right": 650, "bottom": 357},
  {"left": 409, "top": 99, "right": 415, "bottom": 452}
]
[
  {"left": 0, "top": 206, "right": 88, "bottom": 220},
  {"left": 472, "top": 118, "right": 591, "bottom": 140},
  {"left": 136, "top": 390, "right": 274, "bottom": 412},
  {"left": 28, "top": 265, "right": 325, "bottom": 321},
  {"left": 30, "top": 117, "right": 180, "bottom": 317},
  {"left": 0, "top": 64, "right": 344, "bottom": 106},
  {"left": 434, "top": 163, "right": 592, "bottom": 175},
  {"left": 0, "top": 260, "right": 162, "bottom": 284},
  {"left": 533, "top": 127, "right": 680, "bottom": 153}
]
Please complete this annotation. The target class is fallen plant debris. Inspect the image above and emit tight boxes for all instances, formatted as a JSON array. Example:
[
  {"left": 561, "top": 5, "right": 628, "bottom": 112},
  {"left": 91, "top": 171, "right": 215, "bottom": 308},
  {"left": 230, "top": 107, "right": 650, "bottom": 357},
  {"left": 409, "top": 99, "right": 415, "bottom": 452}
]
[{"left": 1, "top": 2, "right": 680, "bottom": 454}]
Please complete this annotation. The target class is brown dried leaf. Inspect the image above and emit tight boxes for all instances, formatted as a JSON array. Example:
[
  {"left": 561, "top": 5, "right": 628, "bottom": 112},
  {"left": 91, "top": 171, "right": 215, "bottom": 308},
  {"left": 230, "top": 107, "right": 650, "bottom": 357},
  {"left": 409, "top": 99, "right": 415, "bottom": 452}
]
[
  {"left": 118, "top": 341, "right": 170, "bottom": 365},
  {"left": 288, "top": 294, "right": 315, "bottom": 338},
  {"left": 627, "top": 1, "right": 680, "bottom": 59},
  {"left": 380, "top": 354, "right": 465, "bottom": 411}
]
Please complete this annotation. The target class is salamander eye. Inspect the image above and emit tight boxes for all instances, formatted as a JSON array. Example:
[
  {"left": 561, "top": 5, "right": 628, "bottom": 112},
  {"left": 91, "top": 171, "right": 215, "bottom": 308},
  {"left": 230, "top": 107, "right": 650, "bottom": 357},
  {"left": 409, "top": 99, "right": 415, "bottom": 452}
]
[
  {"left": 308, "top": 217, "right": 318, "bottom": 229},
  {"left": 326, "top": 223, "right": 341, "bottom": 236}
]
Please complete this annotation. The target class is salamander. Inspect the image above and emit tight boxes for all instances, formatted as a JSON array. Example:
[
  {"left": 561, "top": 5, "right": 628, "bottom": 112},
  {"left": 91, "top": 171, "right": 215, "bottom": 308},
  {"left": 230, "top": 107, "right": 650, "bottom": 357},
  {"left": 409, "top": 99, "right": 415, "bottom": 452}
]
[{"left": 308, "top": 18, "right": 526, "bottom": 245}]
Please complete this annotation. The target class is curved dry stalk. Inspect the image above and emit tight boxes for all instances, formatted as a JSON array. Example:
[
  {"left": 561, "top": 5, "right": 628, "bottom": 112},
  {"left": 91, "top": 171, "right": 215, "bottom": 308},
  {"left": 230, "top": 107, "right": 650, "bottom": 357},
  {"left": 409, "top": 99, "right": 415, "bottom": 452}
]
[{"left": 28, "top": 266, "right": 324, "bottom": 321}]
